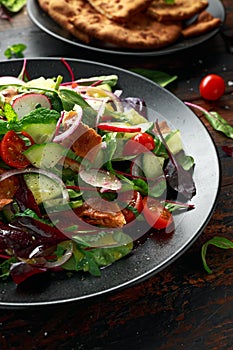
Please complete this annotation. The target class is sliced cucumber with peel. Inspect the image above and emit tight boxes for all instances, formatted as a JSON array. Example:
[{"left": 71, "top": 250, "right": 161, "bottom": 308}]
[
  {"left": 142, "top": 152, "right": 164, "bottom": 179},
  {"left": 24, "top": 142, "right": 66, "bottom": 168},
  {"left": 165, "top": 130, "right": 183, "bottom": 154},
  {"left": 23, "top": 122, "right": 57, "bottom": 143},
  {"left": 24, "top": 173, "right": 63, "bottom": 205}
]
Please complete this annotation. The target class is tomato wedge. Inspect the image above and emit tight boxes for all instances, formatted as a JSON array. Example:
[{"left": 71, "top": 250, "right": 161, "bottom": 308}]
[
  {"left": 0, "top": 130, "right": 32, "bottom": 168},
  {"left": 98, "top": 123, "right": 141, "bottom": 133},
  {"left": 119, "top": 190, "right": 143, "bottom": 223},
  {"left": 142, "top": 197, "right": 173, "bottom": 230}
]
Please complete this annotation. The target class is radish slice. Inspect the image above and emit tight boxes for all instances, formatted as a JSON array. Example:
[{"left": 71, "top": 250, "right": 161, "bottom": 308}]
[
  {"left": 0, "top": 76, "right": 24, "bottom": 86},
  {"left": 79, "top": 168, "right": 121, "bottom": 191},
  {"left": 98, "top": 123, "right": 141, "bottom": 133},
  {"left": 12, "top": 93, "right": 52, "bottom": 119}
]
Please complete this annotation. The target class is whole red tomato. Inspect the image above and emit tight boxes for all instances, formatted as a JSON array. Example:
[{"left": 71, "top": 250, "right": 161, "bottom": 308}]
[{"left": 199, "top": 74, "right": 225, "bottom": 101}]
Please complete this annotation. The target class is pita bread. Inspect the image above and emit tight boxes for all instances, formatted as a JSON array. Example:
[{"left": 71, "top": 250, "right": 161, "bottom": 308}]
[
  {"left": 41, "top": 0, "right": 92, "bottom": 43},
  {"left": 87, "top": 0, "right": 153, "bottom": 22},
  {"left": 182, "top": 11, "right": 221, "bottom": 38},
  {"left": 147, "top": 0, "right": 209, "bottom": 22},
  {"left": 46, "top": 0, "right": 182, "bottom": 50},
  {"left": 38, "top": 0, "right": 50, "bottom": 12}
]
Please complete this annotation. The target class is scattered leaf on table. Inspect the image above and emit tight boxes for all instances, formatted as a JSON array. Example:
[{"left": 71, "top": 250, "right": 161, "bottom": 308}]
[
  {"left": 130, "top": 68, "right": 177, "bottom": 87},
  {"left": 201, "top": 236, "right": 233, "bottom": 274}
]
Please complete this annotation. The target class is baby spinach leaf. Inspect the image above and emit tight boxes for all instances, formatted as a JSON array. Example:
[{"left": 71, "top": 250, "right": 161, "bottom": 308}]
[
  {"left": 201, "top": 236, "right": 233, "bottom": 274},
  {"left": 185, "top": 102, "right": 233, "bottom": 139},
  {"left": 59, "top": 88, "right": 97, "bottom": 127},
  {"left": 130, "top": 68, "right": 177, "bottom": 87}
]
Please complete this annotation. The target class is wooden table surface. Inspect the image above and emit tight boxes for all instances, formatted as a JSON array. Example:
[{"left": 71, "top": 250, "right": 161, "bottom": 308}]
[{"left": 0, "top": 1, "right": 233, "bottom": 349}]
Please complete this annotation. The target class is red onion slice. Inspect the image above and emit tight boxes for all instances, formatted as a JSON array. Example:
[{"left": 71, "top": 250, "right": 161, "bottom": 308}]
[
  {"left": 26, "top": 241, "right": 73, "bottom": 268},
  {"left": 0, "top": 76, "right": 24, "bottom": 85},
  {"left": 86, "top": 87, "right": 123, "bottom": 113},
  {"left": 53, "top": 106, "right": 83, "bottom": 143}
]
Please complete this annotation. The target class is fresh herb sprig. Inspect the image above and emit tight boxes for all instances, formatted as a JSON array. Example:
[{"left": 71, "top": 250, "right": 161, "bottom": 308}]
[
  {"left": 0, "top": 0, "right": 26, "bottom": 13},
  {"left": 4, "top": 43, "right": 27, "bottom": 59}
]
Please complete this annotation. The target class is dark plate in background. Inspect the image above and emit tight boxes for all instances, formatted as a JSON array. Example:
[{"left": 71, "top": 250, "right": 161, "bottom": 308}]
[
  {"left": 27, "top": 0, "right": 225, "bottom": 57},
  {"left": 0, "top": 58, "right": 220, "bottom": 308}
]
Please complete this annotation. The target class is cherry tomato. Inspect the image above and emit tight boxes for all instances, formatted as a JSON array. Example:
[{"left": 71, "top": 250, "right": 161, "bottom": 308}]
[
  {"left": 199, "top": 74, "right": 225, "bottom": 101},
  {"left": 142, "top": 197, "right": 173, "bottom": 230},
  {"left": 123, "top": 132, "right": 155, "bottom": 156},
  {"left": 119, "top": 190, "right": 143, "bottom": 223},
  {"left": 0, "top": 130, "right": 31, "bottom": 168}
]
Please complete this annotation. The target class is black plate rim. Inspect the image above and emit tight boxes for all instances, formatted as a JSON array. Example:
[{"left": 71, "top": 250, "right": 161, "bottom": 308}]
[
  {"left": 0, "top": 57, "right": 221, "bottom": 308},
  {"left": 27, "top": 0, "right": 225, "bottom": 57}
]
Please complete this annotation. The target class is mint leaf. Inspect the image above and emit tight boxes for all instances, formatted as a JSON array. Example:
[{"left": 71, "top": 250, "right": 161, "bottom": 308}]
[
  {"left": 4, "top": 43, "right": 27, "bottom": 59},
  {"left": 0, "top": 0, "right": 26, "bottom": 12}
]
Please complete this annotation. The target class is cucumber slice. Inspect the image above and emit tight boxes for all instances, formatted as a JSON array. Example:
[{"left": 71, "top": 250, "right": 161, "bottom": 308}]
[
  {"left": 142, "top": 152, "right": 164, "bottom": 179},
  {"left": 24, "top": 173, "right": 63, "bottom": 204},
  {"left": 165, "top": 130, "right": 183, "bottom": 154},
  {"left": 24, "top": 142, "right": 66, "bottom": 168},
  {"left": 23, "top": 122, "right": 57, "bottom": 143}
]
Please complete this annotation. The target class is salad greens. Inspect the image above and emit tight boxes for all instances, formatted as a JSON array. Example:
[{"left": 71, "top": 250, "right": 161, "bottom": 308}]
[
  {"left": 184, "top": 104, "right": 233, "bottom": 274},
  {"left": 0, "top": 0, "right": 26, "bottom": 13},
  {"left": 185, "top": 102, "right": 233, "bottom": 139},
  {"left": 4, "top": 43, "right": 27, "bottom": 59},
  {"left": 0, "top": 63, "right": 196, "bottom": 284},
  {"left": 130, "top": 68, "right": 177, "bottom": 87}
]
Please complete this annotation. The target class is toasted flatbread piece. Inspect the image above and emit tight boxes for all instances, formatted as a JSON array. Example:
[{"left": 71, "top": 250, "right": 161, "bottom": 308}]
[
  {"left": 87, "top": 0, "right": 153, "bottom": 22},
  {"left": 38, "top": 0, "right": 92, "bottom": 43},
  {"left": 75, "top": 197, "right": 126, "bottom": 228},
  {"left": 45, "top": 0, "right": 182, "bottom": 50},
  {"left": 38, "top": 0, "right": 50, "bottom": 12},
  {"left": 182, "top": 11, "right": 221, "bottom": 38},
  {"left": 147, "top": 0, "right": 209, "bottom": 22}
]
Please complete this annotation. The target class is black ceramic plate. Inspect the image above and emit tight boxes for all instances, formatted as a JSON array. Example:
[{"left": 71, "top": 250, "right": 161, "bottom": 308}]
[
  {"left": 27, "top": 0, "right": 225, "bottom": 57},
  {"left": 0, "top": 58, "right": 220, "bottom": 308}
]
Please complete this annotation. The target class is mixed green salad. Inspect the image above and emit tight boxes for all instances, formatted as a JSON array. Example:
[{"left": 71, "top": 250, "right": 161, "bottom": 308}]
[{"left": 0, "top": 61, "right": 196, "bottom": 284}]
